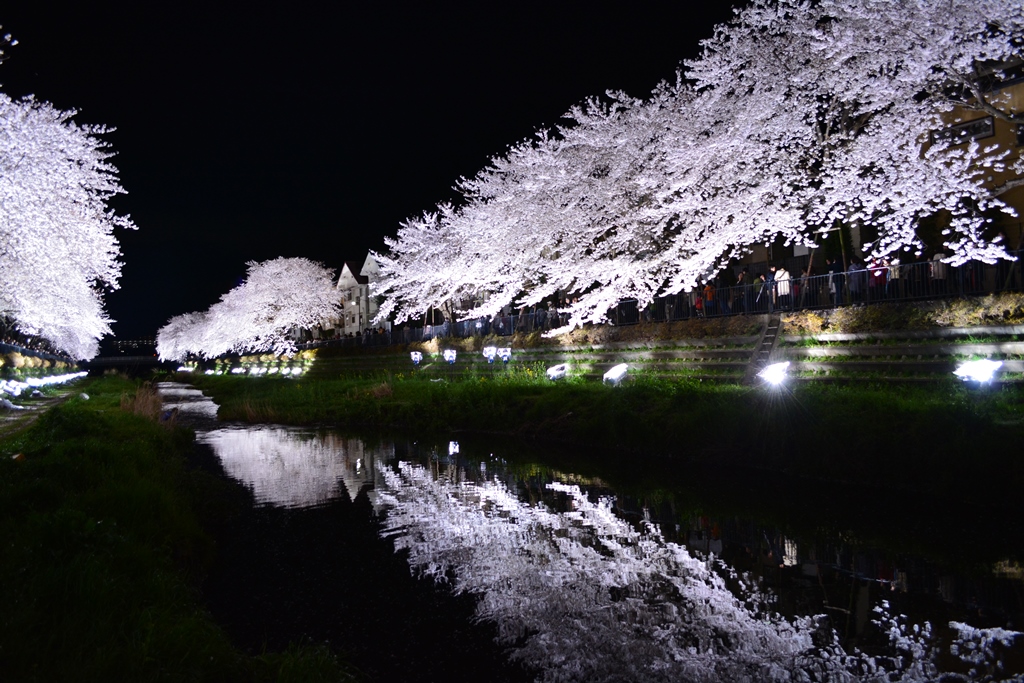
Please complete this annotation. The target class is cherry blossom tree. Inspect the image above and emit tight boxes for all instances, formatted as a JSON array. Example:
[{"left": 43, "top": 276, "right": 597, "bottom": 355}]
[
  {"left": 375, "top": 0, "right": 1024, "bottom": 334},
  {"left": 0, "top": 93, "right": 134, "bottom": 359},
  {"left": 156, "top": 257, "right": 340, "bottom": 360}
]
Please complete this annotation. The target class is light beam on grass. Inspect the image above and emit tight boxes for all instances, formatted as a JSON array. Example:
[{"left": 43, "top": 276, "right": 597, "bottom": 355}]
[{"left": 954, "top": 359, "right": 1002, "bottom": 383}]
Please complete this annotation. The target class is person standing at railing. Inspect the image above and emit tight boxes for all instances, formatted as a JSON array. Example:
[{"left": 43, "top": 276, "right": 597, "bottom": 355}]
[
  {"left": 887, "top": 260, "right": 903, "bottom": 299},
  {"left": 773, "top": 265, "right": 792, "bottom": 311},
  {"left": 848, "top": 261, "right": 865, "bottom": 303},
  {"left": 800, "top": 264, "right": 819, "bottom": 307},
  {"left": 868, "top": 260, "right": 887, "bottom": 301},
  {"left": 930, "top": 253, "right": 948, "bottom": 295},
  {"left": 703, "top": 281, "right": 717, "bottom": 316},
  {"left": 756, "top": 273, "right": 772, "bottom": 313},
  {"left": 826, "top": 258, "right": 845, "bottom": 306},
  {"left": 739, "top": 267, "right": 754, "bottom": 313},
  {"left": 718, "top": 270, "right": 734, "bottom": 315}
]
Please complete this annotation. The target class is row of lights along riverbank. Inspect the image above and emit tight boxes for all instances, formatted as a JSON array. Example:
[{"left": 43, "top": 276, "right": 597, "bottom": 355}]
[
  {"left": 757, "top": 359, "right": 1006, "bottom": 387},
  {"left": 410, "top": 347, "right": 513, "bottom": 367},
  {"left": 412, "top": 353, "right": 1007, "bottom": 387}
]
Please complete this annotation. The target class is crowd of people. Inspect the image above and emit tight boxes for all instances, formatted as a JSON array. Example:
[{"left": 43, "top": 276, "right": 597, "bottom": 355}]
[
  {"left": 684, "top": 249, "right": 1022, "bottom": 318},
  {"left": 297, "top": 249, "right": 1024, "bottom": 350}
]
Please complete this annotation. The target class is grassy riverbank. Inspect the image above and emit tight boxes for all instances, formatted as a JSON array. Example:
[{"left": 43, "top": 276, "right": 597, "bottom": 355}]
[
  {"left": 190, "top": 371, "right": 1024, "bottom": 504},
  {"left": 0, "top": 375, "right": 354, "bottom": 682}
]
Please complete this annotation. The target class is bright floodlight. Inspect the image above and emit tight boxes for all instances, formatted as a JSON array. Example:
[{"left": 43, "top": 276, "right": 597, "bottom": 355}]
[
  {"left": 603, "top": 363, "right": 628, "bottom": 386},
  {"left": 758, "top": 361, "right": 790, "bottom": 386},
  {"left": 443, "top": 349, "right": 457, "bottom": 364},
  {"left": 954, "top": 359, "right": 1003, "bottom": 383},
  {"left": 546, "top": 363, "right": 568, "bottom": 381},
  {"left": 410, "top": 351, "right": 423, "bottom": 366},
  {"left": 448, "top": 441, "right": 460, "bottom": 455},
  {"left": 176, "top": 365, "right": 193, "bottom": 372},
  {"left": 498, "top": 347, "right": 512, "bottom": 363},
  {"left": 482, "top": 346, "right": 497, "bottom": 363}
]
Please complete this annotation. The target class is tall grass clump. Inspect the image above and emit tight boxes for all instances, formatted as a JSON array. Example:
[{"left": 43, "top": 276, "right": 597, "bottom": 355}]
[{"left": 119, "top": 380, "right": 163, "bottom": 419}]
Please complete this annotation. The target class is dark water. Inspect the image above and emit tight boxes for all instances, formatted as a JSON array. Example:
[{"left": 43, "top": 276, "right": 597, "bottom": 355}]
[{"left": 158, "top": 383, "right": 1024, "bottom": 682}]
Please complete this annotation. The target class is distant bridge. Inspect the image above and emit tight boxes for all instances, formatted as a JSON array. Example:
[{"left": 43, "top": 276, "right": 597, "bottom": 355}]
[{"left": 84, "top": 355, "right": 174, "bottom": 373}]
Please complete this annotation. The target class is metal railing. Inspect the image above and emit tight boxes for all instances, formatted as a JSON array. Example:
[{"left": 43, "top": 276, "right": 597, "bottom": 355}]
[{"left": 299, "top": 251, "right": 1024, "bottom": 350}]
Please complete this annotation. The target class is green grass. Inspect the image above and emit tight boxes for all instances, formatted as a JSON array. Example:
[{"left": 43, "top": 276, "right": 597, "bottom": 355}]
[
  {"left": 0, "top": 375, "right": 356, "bottom": 683},
  {"left": 190, "top": 371, "right": 1024, "bottom": 504}
]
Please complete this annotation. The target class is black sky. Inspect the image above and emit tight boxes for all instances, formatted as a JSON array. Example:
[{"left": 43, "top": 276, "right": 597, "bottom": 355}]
[{"left": 1, "top": 1, "right": 739, "bottom": 339}]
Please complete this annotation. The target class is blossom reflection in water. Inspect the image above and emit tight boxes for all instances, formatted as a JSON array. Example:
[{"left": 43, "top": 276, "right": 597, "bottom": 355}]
[
  {"left": 198, "top": 426, "right": 390, "bottom": 508},
  {"left": 192, "top": 415, "right": 1022, "bottom": 681},
  {"left": 377, "top": 462, "right": 1021, "bottom": 683}
]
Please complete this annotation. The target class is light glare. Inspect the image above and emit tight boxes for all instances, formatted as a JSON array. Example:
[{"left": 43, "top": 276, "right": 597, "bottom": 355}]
[
  {"left": 954, "top": 359, "right": 1003, "bottom": 383},
  {"left": 758, "top": 361, "right": 790, "bottom": 386},
  {"left": 603, "top": 363, "right": 628, "bottom": 386},
  {"left": 546, "top": 363, "right": 568, "bottom": 381}
]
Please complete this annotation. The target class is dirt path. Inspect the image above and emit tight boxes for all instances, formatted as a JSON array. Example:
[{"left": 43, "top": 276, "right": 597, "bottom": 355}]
[{"left": 0, "top": 390, "right": 77, "bottom": 439}]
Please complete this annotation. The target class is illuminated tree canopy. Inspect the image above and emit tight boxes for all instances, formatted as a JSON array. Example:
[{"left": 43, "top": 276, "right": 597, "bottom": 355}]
[
  {"left": 374, "top": 0, "right": 1024, "bottom": 334},
  {"left": 156, "top": 257, "right": 340, "bottom": 361},
  {"left": 0, "top": 93, "right": 134, "bottom": 359}
]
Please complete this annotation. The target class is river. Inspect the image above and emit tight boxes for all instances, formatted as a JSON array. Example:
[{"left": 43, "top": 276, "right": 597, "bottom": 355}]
[{"left": 158, "top": 382, "right": 1024, "bottom": 682}]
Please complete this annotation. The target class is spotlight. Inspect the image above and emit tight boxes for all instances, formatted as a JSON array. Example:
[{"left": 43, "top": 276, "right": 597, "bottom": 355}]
[
  {"left": 954, "top": 359, "right": 1003, "bottom": 383},
  {"left": 603, "top": 363, "right": 628, "bottom": 386},
  {"left": 443, "top": 349, "right": 457, "bottom": 364},
  {"left": 410, "top": 351, "right": 423, "bottom": 366},
  {"left": 758, "top": 361, "right": 790, "bottom": 386},
  {"left": 546, "top": 363, "right": 568, "bottom": 381},
  {"left": 498, "top": 348, "right": 512, "bottom": 363},
  {"left": 482, "top": 346, "right": 497, "bottom": 363}
]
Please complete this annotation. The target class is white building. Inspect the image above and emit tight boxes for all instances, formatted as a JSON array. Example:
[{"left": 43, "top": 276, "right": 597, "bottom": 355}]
[{"left": 331, "top": 254, "right": 383, "bottom": 337}]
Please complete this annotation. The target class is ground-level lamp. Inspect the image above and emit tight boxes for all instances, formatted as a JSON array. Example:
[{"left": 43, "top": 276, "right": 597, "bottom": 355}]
[
  {"left": 410, "top": 351, "right": 423, "bottom": 366},
  {"left": 498, "top": 348, "right": 512, "bottom": 363},
  {"left": 758, "top": 361, "right": 790, "bottom": 386},
  {"left": 547, "top": 363, "right": 568, "bottom": 381},
  {"left": 603, "top": 363, "right": 628, "bottom": 386},
  {"left": 954, "top": 359, "right": 1002, "bottom": 383},
  {"left": 443, "top": 349, "right": 457, "bottom": 364},
  {"left": 483, "top": 346, "right": 497, "bottom": 363}
]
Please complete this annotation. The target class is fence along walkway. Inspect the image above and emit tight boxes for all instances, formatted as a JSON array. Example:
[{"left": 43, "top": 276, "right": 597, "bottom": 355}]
[{"left": 303, "top": 250, "right": 1023, "bottom": 350}]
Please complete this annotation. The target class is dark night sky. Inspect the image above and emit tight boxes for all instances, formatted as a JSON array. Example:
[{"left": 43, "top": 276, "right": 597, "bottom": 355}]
[{"left": 1, "top": 1, "right": 739, "bottom": 340}]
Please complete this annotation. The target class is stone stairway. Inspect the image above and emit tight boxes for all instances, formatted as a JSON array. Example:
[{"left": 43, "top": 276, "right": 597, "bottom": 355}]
[{"left": 743, "top": 313, "right": 782, "bottom": 384}]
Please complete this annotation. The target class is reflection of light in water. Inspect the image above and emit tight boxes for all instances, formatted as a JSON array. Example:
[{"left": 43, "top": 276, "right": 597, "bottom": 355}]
[
  {"left": 377, "top": 464, "right": 1021, "bottom": 683},
  {"left": 157, "top": 382, "right": 220, "bottom": 419},
  {"left": 198, "top": 426, "right": 391, "bottom": 508}
]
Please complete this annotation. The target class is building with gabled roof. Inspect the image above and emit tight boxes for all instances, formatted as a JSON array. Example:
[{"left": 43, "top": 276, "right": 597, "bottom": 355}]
[{"left": 330, "top": 254, "right": 382, "bottom": 337}]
